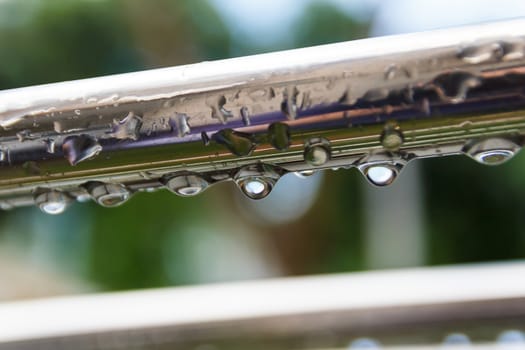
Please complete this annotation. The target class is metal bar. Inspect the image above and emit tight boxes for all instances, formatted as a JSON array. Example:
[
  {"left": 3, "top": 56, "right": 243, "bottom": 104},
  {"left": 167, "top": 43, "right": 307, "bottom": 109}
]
[
  {"left": 0, "top": 19, "right": 525, "bottom": 213},
  {"left": 0, "top": 263, "right": 525, "bottom": 349}
]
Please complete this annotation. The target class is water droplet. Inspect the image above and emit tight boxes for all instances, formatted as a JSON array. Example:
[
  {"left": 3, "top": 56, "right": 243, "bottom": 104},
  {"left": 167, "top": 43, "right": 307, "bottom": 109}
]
[
  {"left": 281, "top": 86, "right": 299, "bottom": 120},
  {"left": 109, "top": 112, "right": 143, "bottom": 140},
  {"left": 164, "top": 174, "right": 209, "bottom": 197},
  {"left": 384, "top": 64, "right": 398, "bottom": 80},
  {"left": 0, "top": 148, "right": 8, "bottom": 163},
  {"left": 381, "top": 127, "right": 404, "bottom": 151},
  {"left": 43, "top": 138, "right": 56, "bottom": 154},
  {"left": 432, "top": 72, "right": 481, "bottom": 103},
  {"left": 238, "top": 177, "right": 274, "bottom": 200},
  {"left": 85, "top": 182, "right": 130, "bottom": 207},
  {"left": 62, "top": 134, "right": 102, "bottom": 166},
  {"left": 74, "top": 109, "right": 81, "bottom": 116},
  {"left": 211, "top": 95, "right": 233, "bottom": 124},
  {"left": 304, "top": 138, "right": 331, "bottom": 166},
  {"left": 465, "top": 138, "right": 520, "bottom": 166},
  {"left": 35, "top": 190, "right": 69, "bottom": 215},
  {"left": 268, "top": 122, "right": 291, "bottom": 151},
  {"left": 201, "top": 131, "right": 210, "bottom": 146},
  {"left": 234, "top": 164, "right": 281, "bottom": 200},
  {"left": 212, "top": 129, "right": 256, "bottom": 156},
  {"left": 16, "top": 130, "right": 38, "bottom": 142},
  {"left": 365, "top": 165, "right": 396, "bottom": 186},
  {"left": 169, "top": 113, "right": 191, "bottom": 138},
  {"left": 501, "top": 40, "right": 525, "bottom": 61},
  {"left": 458, "top": 42, "right": 503, "bottom": 64},
  {"left": 240, "top": 107, "right": 251, "bottom": 126}
]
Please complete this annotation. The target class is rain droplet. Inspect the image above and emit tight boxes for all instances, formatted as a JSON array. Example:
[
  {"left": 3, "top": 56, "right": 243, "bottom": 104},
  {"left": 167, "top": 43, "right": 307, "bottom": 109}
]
[
  {"left": 43, "top": 138, "right": 56, "bottom": 154},
  {"left": 35, "top": 190, "right": 69, "bottom": 215},
  {"left": 109, "top": 112, "right": 143, "bottom": 140},
  {"left": 85, "top": 182, "right": 130, "bottom": 207},
  {"left": 169, "top": 113, "right": 191, "bottom": 138},
  {"left": 211, "top": 95, "right": 233, "bottom": 124},
  {"left": 304, "top": 138, "right": 331, "bottom": 166},
  {"left": 62, "top": 134, "right": 102, "bottom": 166},
  {"left": 268, "top": 122, "right": 291, "bottom": 151},
  {"left": 281, "top": 86, "right": 299, "bottom": 120},
  {"left": 165, "top": 174, "right": 209, "bottom": 197},
  {"left": 237, "top": 177, "right": 274, "bottom": 200},
  {"left": 212, "top": 129, "right": 256, "bottom": 156},
  {"left": 465, "top": 138, "right": 520, "bottom": 166},
  {"left": 458, "top": 42, "right": 503, "bottom": 64},
  {"left": 384, "top": 64, "right": 398, "bottom": 80},
  {"left": 432, "top": 71, "right": 482, "bottom": 103},
  {"left": 74, "top": 109, "right": 81, "bottom": 116},
  {"left": 365, "top": 165, "right": 396, "bottom": 186},
  {"left": 201, "top": 131, "right": 210, "bottom": 146},
  {"left": 240, "top": 107, "right": 251, "bottom": 126},
  {"left": 501, "top": 40, "right": 525, "bottom": 61}
]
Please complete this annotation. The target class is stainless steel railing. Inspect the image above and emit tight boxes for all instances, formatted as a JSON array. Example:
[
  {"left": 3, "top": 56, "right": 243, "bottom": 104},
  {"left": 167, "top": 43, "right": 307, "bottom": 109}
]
[{"left": 0, "top": 19, "right": 524, "bottom": 213}]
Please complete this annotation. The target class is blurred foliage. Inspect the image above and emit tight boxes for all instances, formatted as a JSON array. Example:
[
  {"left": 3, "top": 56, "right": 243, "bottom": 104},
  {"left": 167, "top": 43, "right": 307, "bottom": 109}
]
[{"left": 0, "top": 0, "right": 524, "bottom": 294}]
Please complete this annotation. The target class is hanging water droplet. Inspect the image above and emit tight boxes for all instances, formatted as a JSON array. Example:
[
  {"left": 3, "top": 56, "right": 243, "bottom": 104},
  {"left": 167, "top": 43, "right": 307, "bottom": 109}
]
[
  {"left": 85, "top": 182, "right": 131, "bottom": 207},
  {"left": 212, "top": 129, "right": 256, "bottom": 156},
  {"left": 169, "top": 113, "right": 191, "bottom": 137},
  {"left": 465, "top": 138, "right": 520, "bottom": 166},
  {"left": 43, "top": 138, "right": 56, "bottom": 154},
  {"left": 365, "top": 165, "right": 396, "bottom": 186},
  {"left": 62, "top": 134, "right": 102, "bottom": 166},
  {"left": 238, "top": 177, "right": 274, "bottom": 200},
  {"left": 501, "top": 40, "right": 525, "bottom": 61},
  {"left": 304, "top": 138, "right": 331, "bottom": 166},
  {"left": 432, "top": 71, "right": 482, "bottom": 103},
  {"left": 34, "top": 190, "right": 69, "bottom": 215},
  {"left": 240, "top": 107, "right": 251, "bottom": 126},
  {"left": 211, "top": 95, "right": 233, "bottom": 124},
  {"left": 384, "top": 64, "right": 398, "bottom": 80},
  {"left": 268, "top": 122, "right": 291, "bottom": 150},
  {"left": 281, "top": 86, "right": 299, "bottom": 120},
  {"left": 458, "top": 42, "right": 503, "bottom": 64},
  {"left": 235, "top": 164, "right": 281, "bottom": 200},
  {"left": 201, "top": 131, "right": 210, "bottom": 146},
  {"left": 164, "top": 174, "right": 209, "bottom": 197},
  {"left": 109, "top": 112, "right": 143, "bottom": 140},
  {"left": 0, "top": 148, "right": 8, "bottom": 163}
]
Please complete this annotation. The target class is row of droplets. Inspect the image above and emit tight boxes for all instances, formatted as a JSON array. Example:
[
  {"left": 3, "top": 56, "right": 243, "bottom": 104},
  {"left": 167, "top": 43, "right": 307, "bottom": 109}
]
[{"left": 31, "top": 134, "right": 522, "bottom": 214}]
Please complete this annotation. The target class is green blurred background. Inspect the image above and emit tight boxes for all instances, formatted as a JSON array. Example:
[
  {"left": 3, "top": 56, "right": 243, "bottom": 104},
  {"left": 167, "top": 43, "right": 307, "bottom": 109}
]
[{"left": 1, "top": 0, "right": 525, "bottom": 299}]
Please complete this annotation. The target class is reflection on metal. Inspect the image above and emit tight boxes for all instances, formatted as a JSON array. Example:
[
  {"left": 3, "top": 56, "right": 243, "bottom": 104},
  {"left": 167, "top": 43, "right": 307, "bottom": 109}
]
[
  {"left": 0, "top": 263, "right": 525, "bottom": 348},
  {"left": 1, "top": 19, "right": 525, "bottom": 211}
]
